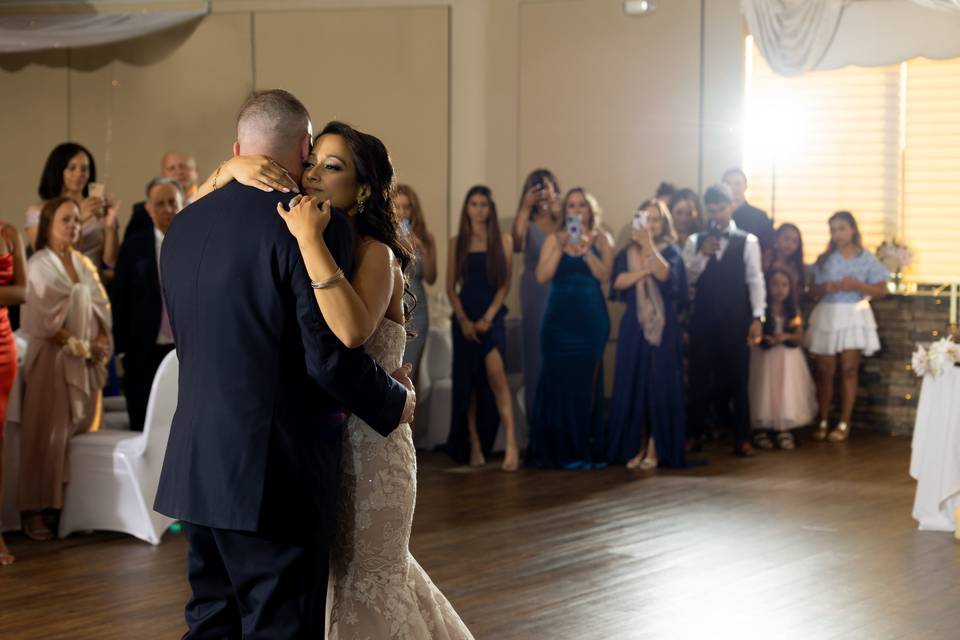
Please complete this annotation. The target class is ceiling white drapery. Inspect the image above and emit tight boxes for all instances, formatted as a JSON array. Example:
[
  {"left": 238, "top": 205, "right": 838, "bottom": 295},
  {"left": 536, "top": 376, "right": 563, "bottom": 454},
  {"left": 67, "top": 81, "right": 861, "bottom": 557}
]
[
  {"left": 743, "top": 0, "right": 960, "bottom": 76},
  {"left": 0, "top": 1, "right": 209, "bottom": 54}
]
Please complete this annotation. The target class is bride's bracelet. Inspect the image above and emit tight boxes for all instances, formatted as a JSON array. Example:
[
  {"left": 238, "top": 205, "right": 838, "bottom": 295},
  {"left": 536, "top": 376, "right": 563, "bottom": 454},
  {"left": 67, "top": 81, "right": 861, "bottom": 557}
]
[{"left": 310, "top": 268, "right": 345, "bottom": 290}]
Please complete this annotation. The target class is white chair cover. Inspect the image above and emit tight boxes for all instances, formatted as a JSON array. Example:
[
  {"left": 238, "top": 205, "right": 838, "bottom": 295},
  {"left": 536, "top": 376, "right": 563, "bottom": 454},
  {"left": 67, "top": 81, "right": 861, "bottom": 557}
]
[{"left": 58, "top": 350, "right": 179, "bottom": 545}]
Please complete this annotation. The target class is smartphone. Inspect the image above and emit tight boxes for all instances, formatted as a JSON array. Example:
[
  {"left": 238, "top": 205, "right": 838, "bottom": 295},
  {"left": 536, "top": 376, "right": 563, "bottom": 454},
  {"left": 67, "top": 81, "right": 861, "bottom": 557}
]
[
  {"left": 399, "top": 218, "right": 412, "bottom": 236},
  {"left": 87, "top": 182, "right": 105, "bottom": 200},
  {"left": 705, "top": 219, "right": 725, "bottom": 239},
  {"left": 632, "top": 208, "right": 648, "bottom": 231},
  {"left": 565, "top": 215, "right": 582, "bottom": 245}
]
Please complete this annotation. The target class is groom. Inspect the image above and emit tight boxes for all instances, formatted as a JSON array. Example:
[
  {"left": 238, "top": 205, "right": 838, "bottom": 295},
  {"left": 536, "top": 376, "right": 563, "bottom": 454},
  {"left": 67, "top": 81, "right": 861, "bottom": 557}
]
[{"left": 154, "top": 89, "right": 414, "bottom": 639}]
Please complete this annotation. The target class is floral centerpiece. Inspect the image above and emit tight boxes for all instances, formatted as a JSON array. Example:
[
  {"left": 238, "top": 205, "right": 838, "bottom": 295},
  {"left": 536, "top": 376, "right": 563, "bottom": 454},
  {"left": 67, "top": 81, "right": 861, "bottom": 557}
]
[
  {"left": 911, "top": 337, "right": 960, "bottom": 377},
  {"left": 876, "top": 239, "right": 913, "bottom": 292}
]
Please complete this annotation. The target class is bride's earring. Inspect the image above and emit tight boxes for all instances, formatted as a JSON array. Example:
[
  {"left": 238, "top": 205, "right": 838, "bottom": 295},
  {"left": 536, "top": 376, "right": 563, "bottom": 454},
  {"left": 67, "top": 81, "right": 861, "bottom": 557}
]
[{"left": 357, "top": 198, "right": 367, "bottom": 215}]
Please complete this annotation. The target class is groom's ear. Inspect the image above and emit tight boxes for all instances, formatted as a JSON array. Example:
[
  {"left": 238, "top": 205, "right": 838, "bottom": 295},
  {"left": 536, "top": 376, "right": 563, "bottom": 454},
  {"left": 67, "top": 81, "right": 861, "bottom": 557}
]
[
  {"left": 232, "top": 141, "right": 241, "bottom": 158},
  {"left": 300, "top": 134, "right": 311, "bottom": 163}
]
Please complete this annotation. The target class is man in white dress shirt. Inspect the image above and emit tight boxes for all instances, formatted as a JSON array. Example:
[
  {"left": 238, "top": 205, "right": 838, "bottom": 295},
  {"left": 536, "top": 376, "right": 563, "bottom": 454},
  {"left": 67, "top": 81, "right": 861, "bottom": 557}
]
[
  {"left": 683, "top": 183, "right": 766, "bottom": 457},
  {"left": 113, "top": 177, "right": 183, "bottom": 431}
]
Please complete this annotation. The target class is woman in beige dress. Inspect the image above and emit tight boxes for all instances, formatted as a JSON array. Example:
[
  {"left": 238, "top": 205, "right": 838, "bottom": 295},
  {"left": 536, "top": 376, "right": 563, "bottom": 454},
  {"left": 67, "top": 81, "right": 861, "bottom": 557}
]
[{"left": 18, "top": 197, "right": 111, "bottom": 540}]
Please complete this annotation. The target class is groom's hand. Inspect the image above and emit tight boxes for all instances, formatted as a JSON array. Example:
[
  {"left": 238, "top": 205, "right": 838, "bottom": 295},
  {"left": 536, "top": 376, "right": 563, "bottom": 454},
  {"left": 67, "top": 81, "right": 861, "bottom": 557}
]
[{"left": 392, "top": 363, "right": 417, "bottom": 424}]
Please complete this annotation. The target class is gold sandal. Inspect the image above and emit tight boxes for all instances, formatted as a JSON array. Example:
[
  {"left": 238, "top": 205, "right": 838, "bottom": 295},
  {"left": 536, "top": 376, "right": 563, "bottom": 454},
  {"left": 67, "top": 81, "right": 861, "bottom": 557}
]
[
  {"left": 812, "top": 420, "right": 829, "bottom": 441},
  {"left": 828, "top": 421, "right": 850, "bottom": 442}
]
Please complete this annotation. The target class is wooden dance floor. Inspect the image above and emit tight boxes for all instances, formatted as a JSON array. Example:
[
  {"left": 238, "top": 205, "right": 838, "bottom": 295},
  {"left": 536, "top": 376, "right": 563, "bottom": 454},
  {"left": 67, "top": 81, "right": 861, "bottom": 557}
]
[{"left": 2, "top": 431, "right": 958, "bottom": 639}]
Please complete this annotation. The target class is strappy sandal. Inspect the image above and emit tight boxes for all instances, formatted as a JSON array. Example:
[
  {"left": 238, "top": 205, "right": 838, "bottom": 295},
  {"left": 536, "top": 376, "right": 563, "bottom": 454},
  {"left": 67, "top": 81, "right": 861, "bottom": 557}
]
[
  {"left": 812, "top": 420, "right": 829, "bottom": 442},
  {"left": 23, "top": 515, "right": 53, "bottom": 541},
  {"left": 753, "top": 432, "right": 775, "bottom": 450},
  {"left": 0, "top": 537, "right": 14, "bottom": 566},
  {"left": 776, "top": 432, "right": 796, "bottom": 450},
  {"left": 501, "top": 446, "right": 519, "bottom": 472},
  {"left": 828, "top": 421, "right": 850, "bottom": 442},
  {"left": 626, "top": 455, "right": 657, "bottom": 471}
]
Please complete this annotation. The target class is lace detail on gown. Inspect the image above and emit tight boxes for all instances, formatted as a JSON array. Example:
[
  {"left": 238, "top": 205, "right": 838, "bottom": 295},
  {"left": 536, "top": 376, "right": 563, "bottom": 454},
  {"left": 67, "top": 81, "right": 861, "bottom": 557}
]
[{"left": 328, "top": 318, "right": 474, "bottom": 640}]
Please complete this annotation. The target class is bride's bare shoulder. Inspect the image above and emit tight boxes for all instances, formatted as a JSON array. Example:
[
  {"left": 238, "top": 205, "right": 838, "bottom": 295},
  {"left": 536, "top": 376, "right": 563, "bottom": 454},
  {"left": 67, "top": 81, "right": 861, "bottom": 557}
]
[{"left": 355, "top": 239, "right": 397, "bottom": 272}]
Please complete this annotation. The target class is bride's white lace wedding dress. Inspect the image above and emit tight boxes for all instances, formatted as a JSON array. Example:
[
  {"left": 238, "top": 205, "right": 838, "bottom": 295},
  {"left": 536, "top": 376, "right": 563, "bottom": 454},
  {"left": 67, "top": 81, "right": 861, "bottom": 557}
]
[{"left": 327, "top": 318, "right": 474, "bottom": 640}]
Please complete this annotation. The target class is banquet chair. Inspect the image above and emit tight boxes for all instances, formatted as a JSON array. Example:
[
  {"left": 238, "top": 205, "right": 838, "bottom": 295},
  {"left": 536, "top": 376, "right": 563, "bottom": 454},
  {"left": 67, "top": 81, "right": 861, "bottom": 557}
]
[{"left": 58, "top": 351, "right": 178, "bottom": 545}]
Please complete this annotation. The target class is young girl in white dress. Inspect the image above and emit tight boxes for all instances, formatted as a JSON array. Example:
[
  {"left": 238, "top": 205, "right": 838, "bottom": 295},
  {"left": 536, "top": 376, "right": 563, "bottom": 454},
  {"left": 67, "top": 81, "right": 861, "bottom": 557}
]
[
  {"left": 749, "top": 267, "right": 817, "bottom": 450},
  {"left": 805, "top": 211, "right": 889, "bottom": 442}
]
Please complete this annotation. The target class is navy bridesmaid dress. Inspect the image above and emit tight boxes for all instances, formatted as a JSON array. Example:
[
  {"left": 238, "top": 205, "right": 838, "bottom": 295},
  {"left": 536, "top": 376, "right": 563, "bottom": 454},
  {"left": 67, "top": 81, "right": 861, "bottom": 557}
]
[
  {"left": 446, "top": 251, "right": 507, "bottom": 463},
  {"left": 605, "top": 244, "right": 690, "bottom": 467},
  {"left": 526, "top": 249, "right": 610, "bottom": 469},
  {"left": 520, "top": 224, "right": 550, "bottom": 421}
]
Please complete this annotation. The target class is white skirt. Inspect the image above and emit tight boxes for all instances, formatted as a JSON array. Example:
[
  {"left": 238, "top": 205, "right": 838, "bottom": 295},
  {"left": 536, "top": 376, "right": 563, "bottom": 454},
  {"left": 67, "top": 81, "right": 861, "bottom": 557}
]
[
  {"left": 749, "top": 345, "right": 818, "bottom": 431},
  {"left": 805, "top": 300, "right": 881, "bottom": 356}
]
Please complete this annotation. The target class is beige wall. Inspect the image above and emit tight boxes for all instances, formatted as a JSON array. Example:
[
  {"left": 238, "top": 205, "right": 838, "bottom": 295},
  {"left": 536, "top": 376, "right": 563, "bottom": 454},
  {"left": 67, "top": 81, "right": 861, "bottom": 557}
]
[
  {"left": 0, "top": 0, "right": 746, "bottom": 307},
  {"left": 0, "top": 3, "right": 451, "bottom": 291}
]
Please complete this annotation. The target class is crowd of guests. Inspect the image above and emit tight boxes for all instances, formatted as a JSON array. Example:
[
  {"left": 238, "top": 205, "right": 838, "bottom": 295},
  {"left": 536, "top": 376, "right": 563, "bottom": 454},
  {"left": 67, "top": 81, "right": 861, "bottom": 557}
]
[
  {"left": 0, "top": 139, "right": 892, "bottom": 565},
  {"left": 0, "top": 143, "right": 198, "bottom": 563},
  {"left": 443, "top": 170, "right": 891, "bottom": 473}
]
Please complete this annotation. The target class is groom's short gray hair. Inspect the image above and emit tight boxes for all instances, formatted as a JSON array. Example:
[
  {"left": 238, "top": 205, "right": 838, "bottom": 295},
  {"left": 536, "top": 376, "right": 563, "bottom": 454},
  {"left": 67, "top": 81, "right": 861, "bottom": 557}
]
[{"left": 236, "top": 89, "right": 311, "bottom": 149}]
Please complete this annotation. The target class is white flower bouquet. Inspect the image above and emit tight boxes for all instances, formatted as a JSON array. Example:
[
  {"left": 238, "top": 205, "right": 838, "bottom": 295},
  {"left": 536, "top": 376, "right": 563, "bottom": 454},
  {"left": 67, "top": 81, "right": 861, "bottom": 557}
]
[
  {"left": 877, "top": 239, "right": 913, "bottom": 274},
  {"left": 912, "top": 337, "right": 960, "bottom": 377}
]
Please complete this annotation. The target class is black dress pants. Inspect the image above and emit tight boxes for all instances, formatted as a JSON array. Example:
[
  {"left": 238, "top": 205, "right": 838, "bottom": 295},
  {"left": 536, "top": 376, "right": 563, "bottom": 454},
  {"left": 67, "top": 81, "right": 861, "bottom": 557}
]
[
  {"left": 123, "top": 343, "right": 174, "bottom": 431},
  {"left": 688, "top": 327, "right": 751, "bottom": 445},
  {"left": 181, "top": 522, "right": 328, "bottom": 640}
]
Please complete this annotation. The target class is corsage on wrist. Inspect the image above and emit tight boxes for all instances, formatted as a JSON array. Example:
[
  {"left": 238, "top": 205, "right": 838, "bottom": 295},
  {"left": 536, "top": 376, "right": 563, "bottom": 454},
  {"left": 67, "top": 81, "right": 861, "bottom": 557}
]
[{"left": 62, "top": 336, "right": 92, "bottom": 360}]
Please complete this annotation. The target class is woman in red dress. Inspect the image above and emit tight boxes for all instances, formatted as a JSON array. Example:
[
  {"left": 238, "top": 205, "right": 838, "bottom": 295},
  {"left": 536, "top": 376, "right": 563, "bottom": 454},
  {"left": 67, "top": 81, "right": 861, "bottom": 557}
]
[{"left": 0, "top": 223, "right": 27, "bottom": 565}]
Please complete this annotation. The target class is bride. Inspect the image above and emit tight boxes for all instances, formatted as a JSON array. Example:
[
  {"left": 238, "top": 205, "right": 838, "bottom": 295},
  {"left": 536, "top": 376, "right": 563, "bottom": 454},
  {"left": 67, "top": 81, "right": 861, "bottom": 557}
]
[{"left": 200, "top": 121, "right": 473, "bottom": 639}]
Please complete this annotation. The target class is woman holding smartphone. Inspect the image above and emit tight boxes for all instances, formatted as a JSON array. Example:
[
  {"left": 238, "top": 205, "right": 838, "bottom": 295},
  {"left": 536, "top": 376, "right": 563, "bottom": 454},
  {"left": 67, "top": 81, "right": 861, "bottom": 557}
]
[
  {"left": 606, "top": 200, "right": 689, "bottom": 470},
  {"left": 526, "top": 188, "right": 613, "bottom": 469},
  {"left": 26, "top": 143, "right": 120, "bottom": 281},
  {"left": 394, "top": 184, "right": 437, "bottom": 388},
  {"left": 512, "top": 169, "right": 561, "bottom": 423}
]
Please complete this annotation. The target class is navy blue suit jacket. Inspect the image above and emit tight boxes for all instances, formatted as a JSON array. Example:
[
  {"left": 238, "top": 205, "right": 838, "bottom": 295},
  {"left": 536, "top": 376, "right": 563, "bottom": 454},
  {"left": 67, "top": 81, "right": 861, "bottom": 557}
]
[
  {"left": 112, "top": 227, "right": 162, "bottom": 359},
  {"left": 153, "top": 182, "right": 406, "bottom": 541}
]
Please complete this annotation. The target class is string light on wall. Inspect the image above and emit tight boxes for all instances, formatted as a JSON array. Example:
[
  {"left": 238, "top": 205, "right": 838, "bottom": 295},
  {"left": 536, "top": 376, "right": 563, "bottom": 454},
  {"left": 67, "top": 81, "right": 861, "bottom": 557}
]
[{"left": 623, "top": 0, "right": 656, "bottom": 15}]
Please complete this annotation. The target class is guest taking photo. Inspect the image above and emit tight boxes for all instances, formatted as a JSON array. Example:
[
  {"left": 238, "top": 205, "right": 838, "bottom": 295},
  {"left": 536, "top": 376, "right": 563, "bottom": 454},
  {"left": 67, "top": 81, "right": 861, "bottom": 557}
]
[{"left": 526, "top": 188, "right": 613, "bottom": 469}]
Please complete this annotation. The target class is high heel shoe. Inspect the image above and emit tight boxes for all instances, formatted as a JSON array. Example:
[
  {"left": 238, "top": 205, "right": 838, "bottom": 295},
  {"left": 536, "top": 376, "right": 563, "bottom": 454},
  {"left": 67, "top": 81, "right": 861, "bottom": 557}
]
[
  {"left": 812, "top": 419, "right": 829, "bottom": 442},
  {"left": 23, "top": 515, "right": 53, "bottom": 541},
  {"left": 828, "top": 421, "right": 850, "bottom": 442},
  {"left": 469, "top": 448, "right": 486, "bottom": 467},
  {"left": 0, "top": 536, "right": 15, "bottom": 566},
  {"left": 626, "top": 456, "right": 657, "bottom": 471},
  {"left": 501, "top": 446, "right": 519, "bottom": 472}
]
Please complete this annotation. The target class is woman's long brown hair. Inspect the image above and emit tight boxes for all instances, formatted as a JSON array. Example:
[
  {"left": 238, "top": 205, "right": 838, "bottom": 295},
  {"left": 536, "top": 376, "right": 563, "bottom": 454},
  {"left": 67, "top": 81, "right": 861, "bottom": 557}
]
[
  {"left": 395, "top": 183, "right": 428, "bottom": 243},
  {"left": 455, "top": 185, "right": 507, "bottom": 289},
  {"left": 816, "top": 210, "right": 863, "bottom": 268}
]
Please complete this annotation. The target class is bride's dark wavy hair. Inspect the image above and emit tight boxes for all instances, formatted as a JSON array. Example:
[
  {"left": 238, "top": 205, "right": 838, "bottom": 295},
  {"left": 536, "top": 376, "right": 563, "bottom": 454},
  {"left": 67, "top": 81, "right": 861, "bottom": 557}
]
[{"left": 317, "top": 121, "right": 415, "bottom": 323}]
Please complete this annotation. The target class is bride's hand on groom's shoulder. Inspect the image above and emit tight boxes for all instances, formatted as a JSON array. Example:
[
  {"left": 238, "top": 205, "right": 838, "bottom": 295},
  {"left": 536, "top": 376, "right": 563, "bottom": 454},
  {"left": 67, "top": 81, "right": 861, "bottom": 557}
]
[
  {"left": 230, "top": 155, "right": 300, "bottom": 193},
  {"left": 277, "top": 195, "right": 332, "bottom": 245}
]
